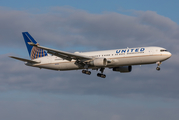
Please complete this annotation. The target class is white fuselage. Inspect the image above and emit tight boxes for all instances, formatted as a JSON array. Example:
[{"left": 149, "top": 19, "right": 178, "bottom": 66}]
[{"left": 27, "top": 46, "right": 171, "bottom": 71}]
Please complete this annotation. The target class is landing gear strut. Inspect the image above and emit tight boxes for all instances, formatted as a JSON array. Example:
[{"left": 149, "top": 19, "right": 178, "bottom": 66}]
[
  {"left": 156, "top": 61, "right": 161, "bottom": 71},
  {"left": 97, "top": 68, "right": 106, "bottom": 78},
  {"left": 82, "top": 64, "right": 91, "bottom": 75}
]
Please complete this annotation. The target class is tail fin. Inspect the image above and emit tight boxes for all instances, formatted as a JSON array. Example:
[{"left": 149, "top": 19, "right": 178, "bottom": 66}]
[{"left": 22, "top": 32, "right": 48, "bottom": 60}]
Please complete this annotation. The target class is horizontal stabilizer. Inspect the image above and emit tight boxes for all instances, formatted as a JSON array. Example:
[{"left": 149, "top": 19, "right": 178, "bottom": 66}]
[{"left": 9, "top": 56, "right": 40, "bottom": 64}]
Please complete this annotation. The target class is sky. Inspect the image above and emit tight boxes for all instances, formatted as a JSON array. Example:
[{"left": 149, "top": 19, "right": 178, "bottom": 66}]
[{"left": 0, "top": 0, "right": 179, "bottom": 120}]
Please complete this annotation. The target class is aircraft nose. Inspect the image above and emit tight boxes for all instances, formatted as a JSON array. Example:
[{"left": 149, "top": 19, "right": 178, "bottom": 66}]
[{"left": 168, "top": 52, "right": 172, "bottom": 58}]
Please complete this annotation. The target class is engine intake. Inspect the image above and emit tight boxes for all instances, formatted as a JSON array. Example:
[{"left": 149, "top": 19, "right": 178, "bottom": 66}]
[
  {"left": 90, "top": 58, "right": 107, "bottom": 67},
  {"left": 113, "top": 66, "right": 132, "bottom": 73}
]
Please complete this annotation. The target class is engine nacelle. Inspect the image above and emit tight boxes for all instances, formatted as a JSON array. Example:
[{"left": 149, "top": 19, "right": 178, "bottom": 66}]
[
  {"left": 90, "top": 58, "right": 107, "bottom": 67},
  {"left": 113, "top": 66, "right": 132, "bottom": 73}
]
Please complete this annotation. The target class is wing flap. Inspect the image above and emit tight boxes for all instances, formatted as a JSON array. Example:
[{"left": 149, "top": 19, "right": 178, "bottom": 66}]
[{"left": 9, "top": 56, "right": 40, "bottom": 64}]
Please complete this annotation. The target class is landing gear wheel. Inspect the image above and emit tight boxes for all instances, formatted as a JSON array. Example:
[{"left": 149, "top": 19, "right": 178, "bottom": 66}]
[
  {"left": 82, "top": 70, "right": 91, "bottom": 75},
  {"left": 97, "top": 73, "right": 106, "bottom": 78},
  {"left": 156, "top": 67, "right": 160, "bottom": 71},
  {"left": 97, "top": 73, "right": 101, "bottom": 77},
  {"left": 101, "top": 74, "right": 106, "bottom": 78},
  {"left": 156, "top": 62, "right": 161, "bottom": 71},
  {"left": 86, "top": 71, "right": 91, "bottom": 75},
  {"left": 82, "top": 70, "right": 86, "bottom": 73}
]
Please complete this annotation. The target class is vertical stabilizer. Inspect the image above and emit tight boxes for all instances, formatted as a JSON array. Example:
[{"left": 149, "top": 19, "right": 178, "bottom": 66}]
[{"left": 22, "top": 32, "right": 48, "bottom": 60}]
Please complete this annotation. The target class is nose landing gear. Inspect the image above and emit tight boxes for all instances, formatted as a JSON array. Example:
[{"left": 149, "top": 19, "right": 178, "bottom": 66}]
[{"left": 156, "top": 62, "right": 162, "bottom": 71}]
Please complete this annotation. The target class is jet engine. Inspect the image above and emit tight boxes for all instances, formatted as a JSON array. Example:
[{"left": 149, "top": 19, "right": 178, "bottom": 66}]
[
  {"left": 90, "top": 58, "right": 107, "bottom": 67},
  {"left": 113, "top": 66, "right": 132, "bottom": 73}
]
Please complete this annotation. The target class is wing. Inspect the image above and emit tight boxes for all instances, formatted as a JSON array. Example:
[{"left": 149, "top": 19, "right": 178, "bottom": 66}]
[
  {"left": 9, "top": 56, "right": 40, "bottom": 64},
  {"left": 28, "top": 42, "right": 93, "bottom": 61}
]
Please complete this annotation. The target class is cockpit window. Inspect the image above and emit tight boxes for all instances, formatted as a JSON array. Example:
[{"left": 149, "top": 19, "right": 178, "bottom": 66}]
[{"left": 160, "top": 49, "right": 168, "bottom": 52}]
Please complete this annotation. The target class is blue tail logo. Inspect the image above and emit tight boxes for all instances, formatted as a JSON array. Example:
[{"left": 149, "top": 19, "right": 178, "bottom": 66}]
[{"left": 22, "top": 32, "right": 48, "bottom": 60}]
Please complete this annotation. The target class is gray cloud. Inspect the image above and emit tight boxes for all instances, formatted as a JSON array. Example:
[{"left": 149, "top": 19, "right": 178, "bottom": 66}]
[
  {"left": 1, "top": 52, "right": 178, "bottom": 99},
  {"left": 0, "top": 7, "right": 178, "bottom": 98},
  {"left": 0, "top": 93, "right": 179, "bottom": 120},
  {"left": 1, "top": 7, "right": 179, "bottom": 120},
  {"left": 0, "top": 7, "right": 179, "bottom": 52}
]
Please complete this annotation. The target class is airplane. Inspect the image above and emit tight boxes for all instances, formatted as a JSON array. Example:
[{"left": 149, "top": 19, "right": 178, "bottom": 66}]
[{"left": 10, "top": 32, "right": 172, "bottom": 78}]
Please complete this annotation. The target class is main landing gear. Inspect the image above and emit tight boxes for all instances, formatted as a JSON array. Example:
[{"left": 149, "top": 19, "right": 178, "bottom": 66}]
[
  {"left": 97, "top": 73, "right": 106, "bottom": 78},
  {"left": 82, "top": 67, "right": 106, "bottom": 78},
  {"left": 156, "top": 61, "right": 161, "bottom": 71},
  {"left": 82, "top": 64, "right": 91, "bottom": 75},
  {"left": 97, "top": 68, "right": 106, "bottom": 78},
  {"left": 81, "top": 63, "right": 106, "bottom": 78},
  {"left": 82, "top": 70, "right": 91, "bottom": 75}
]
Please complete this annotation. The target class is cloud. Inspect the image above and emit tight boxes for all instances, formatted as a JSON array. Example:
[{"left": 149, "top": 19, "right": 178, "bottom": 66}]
[
  {"left": 1, "top": 6, "right": 179, "bottom": 120},
  {"left": 0, "top": 93, "right": 179, "bottom": 120},
  {"left": 0, "top": 7, "right": 179, "bottom": 99},
  {"left": 1, "top": 52, "right": 179, "bottom": 99},
  {"left": 0, "top": 7, "right": 179, "bottom": 52}
]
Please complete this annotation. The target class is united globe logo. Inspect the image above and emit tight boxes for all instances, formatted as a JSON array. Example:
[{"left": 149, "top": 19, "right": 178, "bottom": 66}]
[{"left": 30, "top": 46, "right": 47, "bottom": 60}]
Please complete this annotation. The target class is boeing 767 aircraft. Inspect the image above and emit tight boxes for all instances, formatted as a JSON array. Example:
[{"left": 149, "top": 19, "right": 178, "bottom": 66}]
[{"left": 10, "top": 32, "right": 172, "bottom": 78}]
